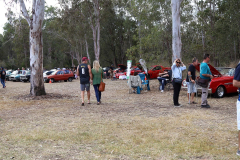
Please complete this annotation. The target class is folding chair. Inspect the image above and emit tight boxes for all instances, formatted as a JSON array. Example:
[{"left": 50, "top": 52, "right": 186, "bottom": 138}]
[
  {"left": 138, "top": 73, "right": 150, "bottom": 91},
  {"left": 128, "top": 75, "right": 141, "bottom": 94}
]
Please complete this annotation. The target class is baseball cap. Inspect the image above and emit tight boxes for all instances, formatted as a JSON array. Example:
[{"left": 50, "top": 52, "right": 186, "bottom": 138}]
[{"left": 82, "top": 57, "right": 89, "bottom": 61}]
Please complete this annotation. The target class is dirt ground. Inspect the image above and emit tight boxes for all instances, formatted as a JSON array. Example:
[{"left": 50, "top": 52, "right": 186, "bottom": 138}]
[{"left": 0, "top": 79, "right": 239, "bottom": 159}]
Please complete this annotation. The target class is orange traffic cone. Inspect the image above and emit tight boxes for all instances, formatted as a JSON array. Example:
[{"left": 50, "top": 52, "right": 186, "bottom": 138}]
[
  {"left": 49, "top": 80, "right": 52, "bottom": 83},
  {"left": 145, "top": 75, "right": 147, "bottom": 80}
]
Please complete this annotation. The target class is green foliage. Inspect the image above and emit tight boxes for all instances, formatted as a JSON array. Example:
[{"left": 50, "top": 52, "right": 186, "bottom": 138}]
[{"left": 0, "top": 0, "right": 239, "bottom": 69}]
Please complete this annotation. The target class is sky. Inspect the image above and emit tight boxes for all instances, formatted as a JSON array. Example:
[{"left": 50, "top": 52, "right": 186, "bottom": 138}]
[{"left": 0, "top": 0, "right": 60, "bottom": 34}]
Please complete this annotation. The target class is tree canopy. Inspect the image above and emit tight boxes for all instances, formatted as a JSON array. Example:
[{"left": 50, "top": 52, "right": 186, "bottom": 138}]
[{"left": 0, "top": 0, "right": 239, "bottom": 69}]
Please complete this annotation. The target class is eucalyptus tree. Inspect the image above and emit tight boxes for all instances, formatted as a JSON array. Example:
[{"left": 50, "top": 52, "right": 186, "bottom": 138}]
[
  {"left": 171, "top": 0, "right": 183, "bottom": 62},
  {"left": 19, "top": 0, "right": 46, "bottom": 96},
  {"left": 3, "top": 0, "right": 47, "bottom": 95}
]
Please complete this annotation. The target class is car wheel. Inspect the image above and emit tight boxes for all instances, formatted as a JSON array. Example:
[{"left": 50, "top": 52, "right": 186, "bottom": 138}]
[
  {"left": 50, "top": 78, "right": 54, "bottom": 83},
  {"left": 214, "top": 86, "right": 225, "bottom": 98},
  {"left": 68, "top": 77, "right": 73, "bottom": 82}
]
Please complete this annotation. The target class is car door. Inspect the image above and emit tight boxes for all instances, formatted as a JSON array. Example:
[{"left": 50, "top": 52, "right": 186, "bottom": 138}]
[
  {"left": 64, "top": 70, "right": 70, "bottom": 80},
  {"left": 55, "top": 71, "right": 63, "bottom": 81},
  {"left": 152, "top": 66, "right": 162, "bottom": 79}
]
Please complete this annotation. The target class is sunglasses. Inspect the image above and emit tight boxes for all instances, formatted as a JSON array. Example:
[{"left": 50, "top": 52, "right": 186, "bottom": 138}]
[{"left": 176, "top": 62, "right": 181, "bottom": 64}]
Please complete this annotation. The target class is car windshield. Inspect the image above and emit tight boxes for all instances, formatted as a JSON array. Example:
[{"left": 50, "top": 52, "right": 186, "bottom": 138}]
[
  {"left": 46, "top": 71, "right": 53, "bottom": 75},
  {"left": 51, "top": 71, "right": 58, "bottom": 75},
  {"left": 26, "top": 71, "right": 31, "bottom": 74},
  {"left": 11, "top": 71, "right": 18, "bottom": 74},
  {"left": 149, "top": 66, "right": 154, "bottom": 70},
  {"left": 218, "top": 68, "right": 232, "bottom": 76}
]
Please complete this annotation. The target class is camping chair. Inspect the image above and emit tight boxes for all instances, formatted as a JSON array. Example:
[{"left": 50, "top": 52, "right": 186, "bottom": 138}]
[
  {"left": 138, "top": 73, "right": 150, "bottom": 91},
  {"left": 158, "top": 77, "right": 173, "bottom": 91},
  {"left": 128, "top": 75, "right": 141, "bottom": 94}
]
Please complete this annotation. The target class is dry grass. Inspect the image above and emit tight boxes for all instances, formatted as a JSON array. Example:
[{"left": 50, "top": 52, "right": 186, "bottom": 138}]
[{"left": 0, "top": 79, "right": 239, "bottom": 159}]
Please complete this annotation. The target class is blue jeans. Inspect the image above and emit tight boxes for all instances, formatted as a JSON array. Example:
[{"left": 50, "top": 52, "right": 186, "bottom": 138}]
[
  {"left": 1, "top": 78, "right": 5, "bottom": 88},
  {"left": 93, "top": 84, "right": 101, "bottom": 102},
  {"left": 157, "top": 77, "right": 166, "bottom": 90}
]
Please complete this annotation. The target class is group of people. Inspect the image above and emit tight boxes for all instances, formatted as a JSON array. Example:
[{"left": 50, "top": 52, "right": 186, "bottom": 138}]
[
  {"left": 157, "top": 54, "right": 213, "bottom": 108},
  {"left": 76, "top": 57, "right": 104, "bottom": 106}
]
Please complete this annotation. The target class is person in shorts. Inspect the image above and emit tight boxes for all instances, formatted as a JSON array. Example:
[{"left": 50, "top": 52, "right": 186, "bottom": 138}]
[
  {"left": 233, "top": 62, "right": 240, "bottom": 156},
  {"left": 77, "top": 57, "right": 92, "bottom": 106},
  {"left": 186, "top": 57, "right": 198, "bottom": 104}
]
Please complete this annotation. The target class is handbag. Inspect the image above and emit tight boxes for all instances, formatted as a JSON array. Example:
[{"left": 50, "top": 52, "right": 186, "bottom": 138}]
[
  {"left": 99, "top": 70, "right": 105, "bottom": 92},
  {"left": 196, "top": 78, "right": 209, "bottom": 88},
  {"left": 173, "top": 78, "right": 182, "bottom": 84}
]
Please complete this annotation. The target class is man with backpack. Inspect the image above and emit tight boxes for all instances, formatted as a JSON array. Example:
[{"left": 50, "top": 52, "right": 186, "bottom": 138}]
[{"left": 0, "top": 67, "right": 6, "bottom": 88}]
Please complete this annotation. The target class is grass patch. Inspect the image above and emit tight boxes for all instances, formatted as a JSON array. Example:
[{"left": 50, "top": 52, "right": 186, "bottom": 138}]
[{"left": 0, "top": 80, "right": 239, "bottom": 159}]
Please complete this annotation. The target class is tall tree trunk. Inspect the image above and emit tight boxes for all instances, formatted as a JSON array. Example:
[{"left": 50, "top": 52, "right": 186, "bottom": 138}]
[
  {"left": 24, "top": 43, "right": 28, "bottom": 68},
  {"left": 20, "top": 0, "right": 46, "bottom": 96},
  {"left": 171, "top": 0, "right": 183, "bottom": 62},
  {"left": 90, "top": 0, "right": 100, "bottom": 61},
  {"left": 85, "top": 36, "right": 91, "bottom": 64}
]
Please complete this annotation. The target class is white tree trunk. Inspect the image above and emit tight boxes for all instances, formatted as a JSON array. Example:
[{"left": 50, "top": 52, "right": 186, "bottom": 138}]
[
  {"left": 171, "top": 0, "right": 183, "bottom": 62},
  {"left": 90, "top": 0, "right": 100, "bottom": 61},
  {"left": 85, "top": 36, "right": 91, "bottom": 64},
  {"left": 20, "top": 0, "right": 46, "bottom": 96}
]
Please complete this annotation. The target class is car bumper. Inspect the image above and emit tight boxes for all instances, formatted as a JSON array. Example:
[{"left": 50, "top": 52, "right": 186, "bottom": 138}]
[{"left": 9, "top": 77, "right": 16, "bottom": 80}]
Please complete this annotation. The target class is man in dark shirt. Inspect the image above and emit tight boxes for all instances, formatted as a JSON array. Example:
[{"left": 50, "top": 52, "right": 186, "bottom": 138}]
[
  {"left": 233, "top": 62, "right": 240, "bottom": 156},
  {"left": 186, "top": 57, "right": 198, "bottom": 104},
  {"left": 0, "top": 67, "right": 6, "bottom": 88},
  {"left": 77, "top": 57, "right": 92, "bottom": 106}
]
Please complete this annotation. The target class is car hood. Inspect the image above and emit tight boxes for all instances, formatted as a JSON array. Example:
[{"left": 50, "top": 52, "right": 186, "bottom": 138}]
[
  {"left": 195, "top": 63, "right": 222, "bottom": 76},
  {"left": 118, "top": 64, "right": 127, "bottom": 70}
]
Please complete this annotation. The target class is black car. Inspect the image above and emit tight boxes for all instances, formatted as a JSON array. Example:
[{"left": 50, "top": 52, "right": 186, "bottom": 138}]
[{"left": 20, "top": 70, "right": 31, "bottom": 82}]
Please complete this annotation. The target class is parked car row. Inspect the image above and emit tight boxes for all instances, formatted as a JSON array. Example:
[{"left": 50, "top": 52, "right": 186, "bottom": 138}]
[
  {"left": 5, "top": 68, "right": 74, "bottom": 84},
  {"left": 108, "top": 63, "right": 171, "bottom": 79}
]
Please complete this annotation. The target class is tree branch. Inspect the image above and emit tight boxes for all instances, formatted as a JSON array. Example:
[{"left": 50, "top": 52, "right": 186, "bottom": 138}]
[{"left": 19, "top": 0, "right": 31, "bottom": 26}]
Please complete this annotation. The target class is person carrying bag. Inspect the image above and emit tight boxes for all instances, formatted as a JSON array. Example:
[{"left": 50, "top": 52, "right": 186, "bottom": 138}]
[
  {"left": 92, "top": 60, "right": 104, "bottom": 105},
  {"left": 171, "top": 59, "right": 186, "bottom": 107}
]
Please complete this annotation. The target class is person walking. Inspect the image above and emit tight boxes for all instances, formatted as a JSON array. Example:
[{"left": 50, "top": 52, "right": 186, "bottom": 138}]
[
  {"left": 0, "top": 67, "right": 6, "bottom": 88},
  {"left": 91, "top": 60, "right": 104, "bottom": 105},
  {"left": 200, "top": 54, "right": 213, "bottom": 108},
  {"left": 186, "top": 57, "right": 198, "bottom": 104},
  {"left": 171, "top": 59, "right": 186, "bottom": 107},
  {"left": 233, "top": 61, "right": 240, "bottom": 156},
  {"left": 77, "top": 57, "right": 92, "bottom": 106}
]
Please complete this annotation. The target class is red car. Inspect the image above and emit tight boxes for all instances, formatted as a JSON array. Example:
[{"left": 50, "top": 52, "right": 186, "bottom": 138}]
[
  {"left": 44, "top": 70, "right": 74, "bottom": 83},
  {"left": 183, "top": 64, "right": 237, "bottom": 98},
  {"left": 148, "top": 65, "right": 171, "bottom": 79}
]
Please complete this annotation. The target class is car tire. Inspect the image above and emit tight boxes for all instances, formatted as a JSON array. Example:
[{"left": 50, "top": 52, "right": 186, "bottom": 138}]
[
  {"left": 214, "top": 85, "right": 225, "bottom": 98},
  {"left": 64, "top": 80, "right": 67, "bottom": 82},
  {"left": 50, "top": 78, "right": 54, "bottom": 83},
  {"left": 68, "top": 77, "right": 73, "bottom": 82}
]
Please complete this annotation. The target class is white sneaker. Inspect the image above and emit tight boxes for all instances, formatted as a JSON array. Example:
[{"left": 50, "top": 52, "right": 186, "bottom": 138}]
[
  {"left": 174, "top": 104, "right": 182, "bottom": 107},
  {"left": 161, "top": 90, "right": 164, "bottom": 93}
]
